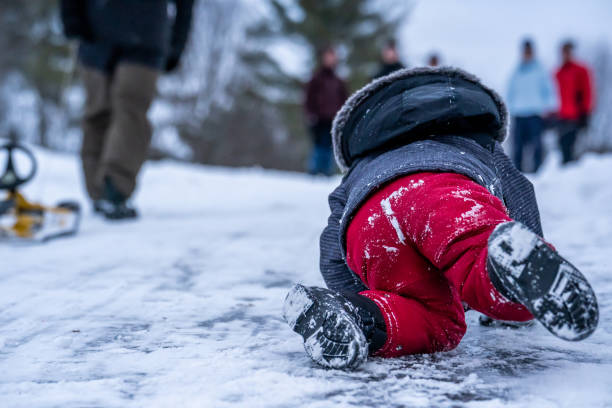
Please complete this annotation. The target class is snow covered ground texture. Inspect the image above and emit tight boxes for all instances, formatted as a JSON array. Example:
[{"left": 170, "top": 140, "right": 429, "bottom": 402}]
[{"left": 1, "top": 149, "right": 612, "bottom": 408}]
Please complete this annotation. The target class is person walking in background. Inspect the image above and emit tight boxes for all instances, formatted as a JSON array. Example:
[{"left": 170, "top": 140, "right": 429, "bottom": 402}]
[
  {"left": 60, "top": 0, "right": 194, "bottom": 219},
  {"left": 373, "top": 39, "right": 405, "bottom": 79},
  {"left": 506, "top": 39, "right": 557, "bottom": 172},
  {"left": 554, "top": 40, "right": 595, "bottom": 164},
  {"left": 304, "top": 46, "right": 348, "bottom": 176}
]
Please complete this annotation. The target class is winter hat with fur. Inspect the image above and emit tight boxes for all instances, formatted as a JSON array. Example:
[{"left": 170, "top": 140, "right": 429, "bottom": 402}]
[{"left": 331, "top": 66, "right": 509, "bottom": 172}]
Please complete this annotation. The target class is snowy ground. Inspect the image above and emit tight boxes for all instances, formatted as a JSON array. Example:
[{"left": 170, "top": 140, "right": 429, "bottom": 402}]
[{"left": 1, "top": 148, "right": 611, "bottom": 408}]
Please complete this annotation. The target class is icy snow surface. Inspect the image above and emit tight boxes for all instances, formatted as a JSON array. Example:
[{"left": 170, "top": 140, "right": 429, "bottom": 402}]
[{"left": 1, "top": 149, "right": 612, "bottom": 407}]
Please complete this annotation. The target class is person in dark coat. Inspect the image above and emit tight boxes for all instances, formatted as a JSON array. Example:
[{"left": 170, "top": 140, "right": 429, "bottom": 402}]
[
  {"left": 304, "top": 46, "right": 348, "bottom": 175},
  {"left": 282, "top": 67, "right": 598, "bottom": 369},
  {"left": 373, "top": 39, "right": 405, "bottom": 79},
  {"left": 60, "top": 0, "right": 194, "bottom": 219},
  {"left": 554, "top": 40, "right": 595, "bottom": 164}
]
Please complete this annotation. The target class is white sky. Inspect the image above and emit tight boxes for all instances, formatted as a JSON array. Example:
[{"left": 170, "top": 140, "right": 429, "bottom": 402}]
[{"left": 400, "top": 0, "right": 612, "bottom": 93}]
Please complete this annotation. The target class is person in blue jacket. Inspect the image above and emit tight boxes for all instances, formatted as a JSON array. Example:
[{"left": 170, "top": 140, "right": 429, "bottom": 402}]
[{"left": 506, "top": 39, "right": 557, "bottom": 172}]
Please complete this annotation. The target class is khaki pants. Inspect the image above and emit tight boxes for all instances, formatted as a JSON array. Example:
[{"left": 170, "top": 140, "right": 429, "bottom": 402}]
[{"left": 80, "top": 63, "right": 159, "bottom": 200}]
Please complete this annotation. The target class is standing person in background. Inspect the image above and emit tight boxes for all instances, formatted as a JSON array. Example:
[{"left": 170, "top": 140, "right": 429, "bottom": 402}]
[
  {"left": 60, "top": 0, "right": 194, "bottom": 219},
  {"left": 304, "top": 46, "right": 348, "bottom": 176},
  {"left": 554, "top": 40, "right": 595, "bottom": 164},
  {"left": 373, "top": 39, "right": 405, "bottom": 79},
  {"left": 506, "top": 39, "right": 557, "bottom": 172}
]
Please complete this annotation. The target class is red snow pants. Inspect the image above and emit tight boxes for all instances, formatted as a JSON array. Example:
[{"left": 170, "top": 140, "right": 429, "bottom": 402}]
[{"left": 346, "top": 172, "right": 534, "bottom": 358}]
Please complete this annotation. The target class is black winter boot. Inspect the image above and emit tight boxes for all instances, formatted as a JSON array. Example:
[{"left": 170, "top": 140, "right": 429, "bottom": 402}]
[
  {"left": 95, "top": 177, "right": 138, "bottom": 220},
  {"left": 282, "top": 284, "right": 386, "bottom": 369},
  {"left": 487, "top": 221, "right": 598, "bottom": 341}
]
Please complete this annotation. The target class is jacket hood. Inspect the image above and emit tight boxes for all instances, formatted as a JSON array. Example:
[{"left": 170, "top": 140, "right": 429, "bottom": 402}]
[{"left": 331, "top": 66, "right": 509, "bottom": 172}]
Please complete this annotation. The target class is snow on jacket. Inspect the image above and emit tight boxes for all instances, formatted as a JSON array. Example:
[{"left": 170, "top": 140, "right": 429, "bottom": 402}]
[
  {"left": 320, "top": 67, "right": 543, "bottom": 293},
  {"left": 555, "top": 61, "right": 595, "bottom": 121},
  {"left": 61, "top": 0, "right": 194, "bottom": 71},
  {"left": 506, "top": 60, "right": 557, "bottom": 117},
  {"left": 305, "top": 68, "right": 349, "bottom": 123}
]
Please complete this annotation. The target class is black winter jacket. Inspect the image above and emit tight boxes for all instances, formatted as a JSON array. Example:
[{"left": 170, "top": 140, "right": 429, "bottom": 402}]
[
  {"left": 320, "top": 67, "right": 543, "bottom": 293},
  {"left": 61, "top": 0, "right": 194, "bottom": 71}
]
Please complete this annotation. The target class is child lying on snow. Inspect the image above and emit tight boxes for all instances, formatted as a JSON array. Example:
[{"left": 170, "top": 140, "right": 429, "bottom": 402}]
[{"left": 282, "top": 67, "right": 599, "bottom": 369}]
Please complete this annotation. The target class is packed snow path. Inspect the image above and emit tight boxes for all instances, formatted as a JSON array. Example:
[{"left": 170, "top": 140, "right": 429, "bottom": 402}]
[{"left": 1, "top": 149, "right": 612, "bottom": 407}]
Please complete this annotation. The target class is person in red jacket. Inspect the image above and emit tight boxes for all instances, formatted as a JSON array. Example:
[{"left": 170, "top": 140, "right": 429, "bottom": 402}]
[
  {"left": 555, "top": 41, "right": 595, "bottom": 164},
  {"left": 304, "top": 46, "right": 349, "bottom": 175}
]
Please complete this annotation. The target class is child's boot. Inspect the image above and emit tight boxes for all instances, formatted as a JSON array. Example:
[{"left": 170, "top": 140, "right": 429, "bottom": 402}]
[
  {"left": 282, "top": 284, "right": 386, "bottom": 369},
  {"left": 487, "top": 221, "right": 599, "bottom": 341}
]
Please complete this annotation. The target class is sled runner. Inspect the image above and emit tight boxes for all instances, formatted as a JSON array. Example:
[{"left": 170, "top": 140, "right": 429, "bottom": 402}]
[{"left": 0, "top": 140, "right": 81, "bottom": 242}]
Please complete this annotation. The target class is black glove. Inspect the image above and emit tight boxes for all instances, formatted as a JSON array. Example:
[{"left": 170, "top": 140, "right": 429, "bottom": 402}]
[
  {"left": 165, "top": 56, "right": 181, "bottom": 73},
  {"left": 60, "top": 0, "right": 93, "bottom": 42}
]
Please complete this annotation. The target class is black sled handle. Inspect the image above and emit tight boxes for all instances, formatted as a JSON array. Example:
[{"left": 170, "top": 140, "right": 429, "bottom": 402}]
[{"left": 0, "top": 141, "right": 37, "bottom": 191}]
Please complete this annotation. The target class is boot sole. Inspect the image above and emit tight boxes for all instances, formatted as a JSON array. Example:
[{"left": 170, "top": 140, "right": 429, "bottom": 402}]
[
  {"left": 488, "top": 222, "right": 599, "bottom": 341},
  {"left": 282, "top": 284, "right": 368, "bottom": 369}
]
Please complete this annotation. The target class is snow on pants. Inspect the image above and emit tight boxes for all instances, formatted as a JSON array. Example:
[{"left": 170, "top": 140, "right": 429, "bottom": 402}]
[{"left": 345, "top": 172, "right": 534, "bottom": 358}]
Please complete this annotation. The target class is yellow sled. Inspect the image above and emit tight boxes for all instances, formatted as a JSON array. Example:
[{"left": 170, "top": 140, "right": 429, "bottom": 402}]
[{"left": 0, "top": 140, "right": 80, "bottom": 242}]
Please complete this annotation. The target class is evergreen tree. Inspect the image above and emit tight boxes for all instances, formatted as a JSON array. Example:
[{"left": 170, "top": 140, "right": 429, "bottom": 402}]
[
  {"left": 157, "top": 0, "right": 309, "bottom": 170},
  {"left": 231, "top": 0, "right": 410, "bottom": 171},
  {"left": 268, "top": 0, "right": 409, "bottom": 90},
  {"left": 0, "top": 0, "right": 73, "bottom": 147}
]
